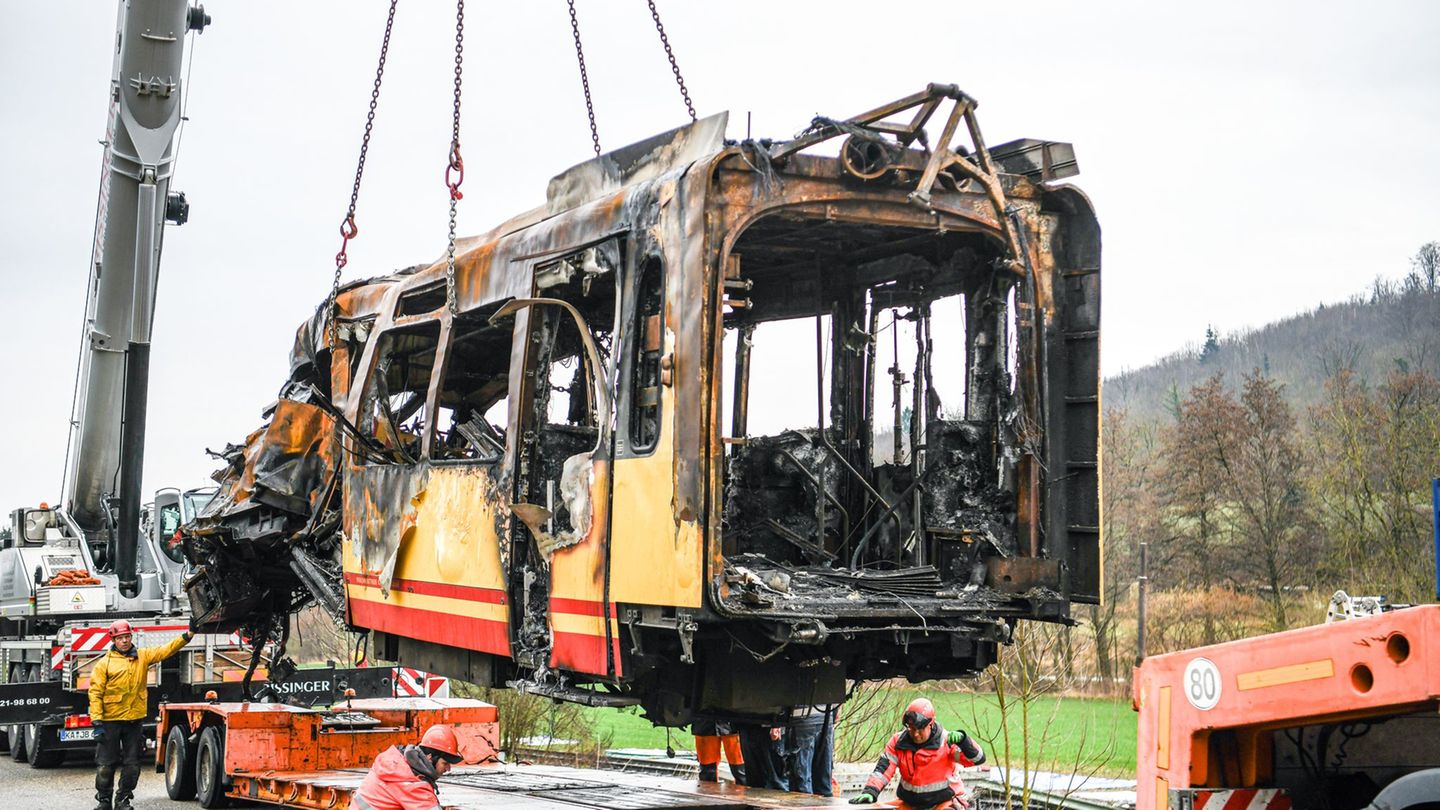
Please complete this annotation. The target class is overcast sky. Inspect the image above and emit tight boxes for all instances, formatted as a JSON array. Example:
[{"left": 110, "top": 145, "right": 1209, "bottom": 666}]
[{"left": 1, "top": 1, "right": 1437, "bottom": 509}]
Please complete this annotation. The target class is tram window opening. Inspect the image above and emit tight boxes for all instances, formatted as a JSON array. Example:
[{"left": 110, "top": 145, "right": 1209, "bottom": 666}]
[
  {"left": 629, "top": 256, "right": 665, "bottom": 453},
  {"left": 360, "top": 321, "right": 440, "bottom": 464},
  {"left": 432, "top": 306, "right": 515, "bottom": 463}
]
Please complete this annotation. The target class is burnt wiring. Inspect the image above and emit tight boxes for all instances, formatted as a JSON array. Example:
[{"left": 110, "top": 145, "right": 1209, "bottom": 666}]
[
  {"left": 240, "top": 612, "right": 288, "bottom": 700},
  {"left": 723, "top": 626, "right": 789, "bottom": 663},
  {"left": 736, "top": 138, "right": 783, "bottom": 196},
  {"left": 798, "top": 116, "right": 904, "bottom": 165}
]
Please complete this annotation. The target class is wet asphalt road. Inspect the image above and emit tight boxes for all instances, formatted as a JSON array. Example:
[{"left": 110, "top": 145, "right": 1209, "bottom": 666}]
[{"left": 0, "top": 750, "right": 186, "bottom": 810}]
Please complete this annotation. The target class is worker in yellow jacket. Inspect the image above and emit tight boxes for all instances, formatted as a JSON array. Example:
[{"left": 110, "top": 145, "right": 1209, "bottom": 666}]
[{"left": 88, "top": 618, "right": 194, "bottom": 810}]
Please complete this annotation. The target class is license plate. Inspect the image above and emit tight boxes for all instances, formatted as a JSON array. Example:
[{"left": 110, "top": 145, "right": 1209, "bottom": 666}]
[{"left": 60, "top": 728, "right": 94, "bottom": 742}]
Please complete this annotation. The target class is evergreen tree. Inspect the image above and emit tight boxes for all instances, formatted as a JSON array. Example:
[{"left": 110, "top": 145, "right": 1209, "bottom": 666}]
[{"left": 1199, "top": 325, "right": 1220, "bottom": 363}]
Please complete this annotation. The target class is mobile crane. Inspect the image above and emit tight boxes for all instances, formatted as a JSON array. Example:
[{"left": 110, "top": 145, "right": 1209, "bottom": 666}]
[{"left": 0, "top": 0, "right": 257, "bottom": 767}]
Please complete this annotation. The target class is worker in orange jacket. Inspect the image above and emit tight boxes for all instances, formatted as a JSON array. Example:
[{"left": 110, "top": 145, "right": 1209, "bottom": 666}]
[
  {"left": 849, "top": 698, "right": 985, "bottom": 810},
  {"left": 89, "top": 619, "right": 194, "bottom": 810},
  {"left": 353, "top": 724, "right": 465, "bottom": 810}
]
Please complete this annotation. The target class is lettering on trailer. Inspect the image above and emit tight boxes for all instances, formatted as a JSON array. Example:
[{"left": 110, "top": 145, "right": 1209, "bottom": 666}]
[
  {"left": 255, "top": 667, "right": 397, "bottom": 707},
  {"left": 1185, "top": 787, "right": 1292, "bottom": 809},
  {"left": 0, "top": 681, "right": 88, "bottom": 725}
]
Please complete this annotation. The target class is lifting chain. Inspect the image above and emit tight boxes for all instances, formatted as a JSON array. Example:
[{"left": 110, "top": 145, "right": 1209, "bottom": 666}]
[
  {"left": 329, "top": 0, "right": 399, "bottom": 350},
  {"left": 444, "top": 0, "right": 466, "bottom": 318},
  {"left": 646, "top": 0, "right": 696, "bottom": 123},
  {"left": 567, "top": 0, "right": 601, "bottom": 156}
]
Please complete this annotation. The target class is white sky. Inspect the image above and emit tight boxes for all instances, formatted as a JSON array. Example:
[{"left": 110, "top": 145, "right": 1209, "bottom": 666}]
[{"left": 1, "top": 1, "right": 1437, "bottom": 509}]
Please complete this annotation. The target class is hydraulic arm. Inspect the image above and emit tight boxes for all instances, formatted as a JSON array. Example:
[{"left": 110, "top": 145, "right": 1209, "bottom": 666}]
[{"left": 63, "top": 0, "right": 208, "bottom": 595}]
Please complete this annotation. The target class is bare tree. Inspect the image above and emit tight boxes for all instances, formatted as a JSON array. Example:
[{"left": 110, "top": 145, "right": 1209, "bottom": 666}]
[
  {"left": 965, "top": 623, "right": 1118, "bottom": 809},
  {"left": 1309, "top": 367, "right": 1440, "bottom": 601},
  {"left": 1410, "top": 241, "right": 1440, "bottom": 294},
  {"left": 1158, "top": 375, "right": 1239, "bottom": 644},
  {"left": 1211, "top": 372, "right": 1317, "bottom": 631},
  {"left": 1091, "top": 408, "right": 1160, "bottom": 687}
]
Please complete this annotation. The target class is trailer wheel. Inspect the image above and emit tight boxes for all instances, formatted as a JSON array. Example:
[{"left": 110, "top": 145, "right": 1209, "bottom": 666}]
[
  {"left": 5, "top": 723, "right": 24, "bottom": 762},
  {"left": 24, "top": 721, "right": 64, "bottom": 768},
  {"left": 195, "top": 725, "right": 230, "bottom": 808},
  {"left": 6, "top": 665, "right": 26, "bottom": 762},
  {"left": 165, "top": 724, "right": 198, "bottom": 800},
  {"left": 22, "top": 665, "right": 63, "bottom": 768}
]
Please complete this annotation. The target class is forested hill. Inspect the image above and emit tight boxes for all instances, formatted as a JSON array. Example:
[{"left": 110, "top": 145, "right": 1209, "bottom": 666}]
[{"left": 1104, "top": 272, "right": 1440, "bottom": 423}]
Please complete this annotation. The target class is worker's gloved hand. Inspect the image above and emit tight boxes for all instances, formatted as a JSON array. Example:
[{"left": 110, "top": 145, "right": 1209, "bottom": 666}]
[
  {"left": 91, "top": 720, "right": 104, "bottom": 740},
  {"left": 188, "top": 614, "right": 202, "bottom": 633},
  {"left": 946, "top": 728, "right": 984, "bottom": 763},
  {"left": 849, "top": 789, "right": 879, "bottom": 804}
]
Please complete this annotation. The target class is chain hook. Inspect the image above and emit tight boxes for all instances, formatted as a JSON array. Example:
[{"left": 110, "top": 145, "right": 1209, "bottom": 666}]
[
  {"left": 444, "top": 0, "right": 466, "bottom": 319},
  {"left": 446, "top": 144, "right": 465, "bottom": 201}
]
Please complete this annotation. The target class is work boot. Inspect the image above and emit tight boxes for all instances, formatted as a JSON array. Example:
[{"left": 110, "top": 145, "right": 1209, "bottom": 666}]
[
  {"left": 114, "top": 802, "right": 132, "bottom": 810},
  {"left": 732, "top": 764, "right": 747, "bottom": 784}
]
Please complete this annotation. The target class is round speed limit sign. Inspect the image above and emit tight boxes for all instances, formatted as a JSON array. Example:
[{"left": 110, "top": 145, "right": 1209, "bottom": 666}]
[{"left": 1183, "top": 657, "right": 1222, "bottom": 710}]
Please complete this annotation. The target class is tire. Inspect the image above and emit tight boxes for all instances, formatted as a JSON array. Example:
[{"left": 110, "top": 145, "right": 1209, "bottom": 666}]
[
  {"left": 22, "top": 660, "right": 63, "bottom": 766},
  {"left": 195, "top": 725, "right": 230, "bottom": 808},
  {"left": 6, "top": 664, "right": 26, "bottom": 762},
  {"left": 6, "top": 723, "right": 24, "bottom": 762},
  {"left": 0, "top": 724, "right": 9, "bottom": 754},
  {"left": 165, "top": 724, "right": 198, "bottom": 800},
  {"left": 24, "top": 665, "right": 64, "bottom": 768},
  {"left": 24, "top": 722, "right": 64, "bottom": 768}
]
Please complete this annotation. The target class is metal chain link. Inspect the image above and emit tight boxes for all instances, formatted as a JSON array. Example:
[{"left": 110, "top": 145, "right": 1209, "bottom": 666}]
[
  {"left": 444, "top": 0, "right": 466, "bottom": 318},
  {"left": 330, "top": 0, "right": 399, "bottom": 350},
  {"left": 646, "top": 0, "right": 695, "bottom": 122},
  {"left": 567, "top": 0, "right": 601, "bottom": 156}
]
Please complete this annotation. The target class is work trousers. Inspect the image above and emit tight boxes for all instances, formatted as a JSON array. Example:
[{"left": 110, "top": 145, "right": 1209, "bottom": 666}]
[
  {"left": 95, "top": 719, "right": 144, "bottom": 809},
  {"left": 694, "top": 733, "right": 745, "bottom": 782},
  {"left": 785, "top": 711, "right": 834, "bottom": 796},
  {"left": 735, "top": 724, "right": 787, "bottom": 790}
]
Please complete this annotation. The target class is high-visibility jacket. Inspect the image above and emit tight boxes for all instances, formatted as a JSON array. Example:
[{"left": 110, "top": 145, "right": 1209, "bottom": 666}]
[
  {"left": 863, "top": 724, "right": 984, "bottom": 809},
  {"left": 87, "top": 634, "right": 190, "bottom": 722},
  {"left": 353, "top": 745, "right": 443, "bottom": 810}
]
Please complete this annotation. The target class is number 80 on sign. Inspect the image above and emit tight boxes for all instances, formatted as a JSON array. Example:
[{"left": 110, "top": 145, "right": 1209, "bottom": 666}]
[{"left": 1183, "top": 657, "right": 1222, "bottom": 710}]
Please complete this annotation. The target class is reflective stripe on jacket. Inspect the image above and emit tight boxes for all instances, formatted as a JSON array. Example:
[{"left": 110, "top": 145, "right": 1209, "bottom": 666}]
[
  {"left": 87, "top": 634, "right": 190, "bottom": 722},
  {"left": 354, "top": 746, "right": 443, "bottom": 810},
  {"left": 863, "top": 724, "right": 982, "bottom": 808}
]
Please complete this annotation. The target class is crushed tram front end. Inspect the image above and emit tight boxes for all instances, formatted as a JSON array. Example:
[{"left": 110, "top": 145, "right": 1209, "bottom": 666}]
[{"left": 181, "top": 85, "right": 1101, "bottom": 724}]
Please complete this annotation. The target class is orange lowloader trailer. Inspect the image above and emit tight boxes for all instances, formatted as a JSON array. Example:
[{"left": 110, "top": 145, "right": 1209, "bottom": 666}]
[
  {"left": 1134, "top": 604, "right": 1440, "bottom": 810},
  {"left": 154, "top": 695, "right": 848, "bottom": 810}
]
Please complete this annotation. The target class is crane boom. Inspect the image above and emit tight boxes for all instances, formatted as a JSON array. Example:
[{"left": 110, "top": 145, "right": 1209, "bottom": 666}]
[{"left": 63, "top": 0, "right": 207, "bottom": 596}]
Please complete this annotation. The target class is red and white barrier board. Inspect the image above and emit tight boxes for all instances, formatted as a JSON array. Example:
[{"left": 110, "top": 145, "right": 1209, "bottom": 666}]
[{"left": 392, "top": 667, "right": 450, "bottom": 698}]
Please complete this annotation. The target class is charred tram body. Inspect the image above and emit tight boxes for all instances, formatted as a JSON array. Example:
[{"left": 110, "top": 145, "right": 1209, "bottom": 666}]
[{"left": 183, "top": 87, "right": 1101, "bottom": 723}]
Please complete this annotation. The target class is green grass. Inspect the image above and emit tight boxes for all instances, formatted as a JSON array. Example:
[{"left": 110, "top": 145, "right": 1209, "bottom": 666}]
[{"left": 582, "top": 691, "right": 1137, "bottom": 777}]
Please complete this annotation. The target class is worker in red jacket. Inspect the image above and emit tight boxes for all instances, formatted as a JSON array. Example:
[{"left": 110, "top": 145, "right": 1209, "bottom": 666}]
[
  {"left": 849, "top": 698, "right": 985, "bottom": 810},
  {"left": 353, "top": 724, "right": 464, "bottom": 810}
]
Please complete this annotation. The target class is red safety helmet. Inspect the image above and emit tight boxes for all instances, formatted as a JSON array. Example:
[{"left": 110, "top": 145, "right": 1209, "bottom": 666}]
[
  {"left": 420, "top": 724, "right": 463, "bottom": 764},
  {"left": 108, "top": 619, "right": 134, "bottom": 638},
  {"left": 902, "top": 697, "right": 935, "bottom": 731}
]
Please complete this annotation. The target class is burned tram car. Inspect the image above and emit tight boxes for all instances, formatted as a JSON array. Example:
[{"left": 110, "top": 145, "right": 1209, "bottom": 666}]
[{"left": 183, "top": 86, "right": 1101, "bottom": 722}]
